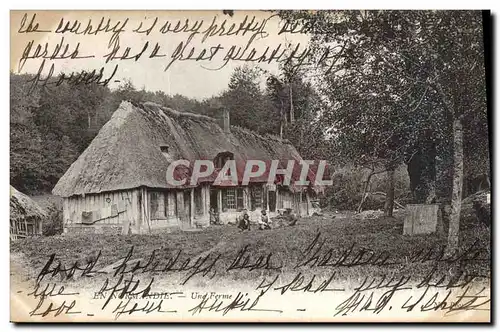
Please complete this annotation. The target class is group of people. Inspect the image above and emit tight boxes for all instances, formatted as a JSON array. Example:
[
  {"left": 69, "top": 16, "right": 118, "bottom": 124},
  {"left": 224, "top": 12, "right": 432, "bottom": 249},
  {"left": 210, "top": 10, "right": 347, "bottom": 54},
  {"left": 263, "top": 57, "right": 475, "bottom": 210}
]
[
  {"left": 209, "top": 207, "right": 271, "bottom": 231},
  {"left": 237, "top": 209, "right": 271, "bottom": 231}
]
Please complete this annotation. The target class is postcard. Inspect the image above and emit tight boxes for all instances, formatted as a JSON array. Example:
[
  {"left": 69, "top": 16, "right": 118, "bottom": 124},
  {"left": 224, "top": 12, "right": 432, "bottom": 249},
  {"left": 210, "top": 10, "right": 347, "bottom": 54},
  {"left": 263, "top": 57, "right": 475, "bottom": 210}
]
[{"left": 9, "top": 9, "right": 491, "bottom": 322}]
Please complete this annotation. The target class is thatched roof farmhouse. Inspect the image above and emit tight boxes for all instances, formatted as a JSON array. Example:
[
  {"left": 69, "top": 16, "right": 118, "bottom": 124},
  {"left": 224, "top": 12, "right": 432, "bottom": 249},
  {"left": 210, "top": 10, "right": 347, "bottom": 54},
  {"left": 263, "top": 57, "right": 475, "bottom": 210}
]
[
  {"left": 10, "top": 186, "right": 46, "bottom": 240},
  {"left": 53, "top": 101, "right": 321, "bottom": 234}
]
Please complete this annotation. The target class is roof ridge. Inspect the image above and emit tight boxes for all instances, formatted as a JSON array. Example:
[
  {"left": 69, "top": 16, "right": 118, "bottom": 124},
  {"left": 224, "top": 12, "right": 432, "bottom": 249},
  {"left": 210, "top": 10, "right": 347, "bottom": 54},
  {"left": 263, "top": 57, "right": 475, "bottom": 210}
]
[
  {"left": 141, "top": 101, "right": 216, "bottom": 122},
  {"left": 231, "top": 125, "right": 291, "bottom": 144},
  {"left": 140, "top": 101, "right": 289, "bottom": 143}
]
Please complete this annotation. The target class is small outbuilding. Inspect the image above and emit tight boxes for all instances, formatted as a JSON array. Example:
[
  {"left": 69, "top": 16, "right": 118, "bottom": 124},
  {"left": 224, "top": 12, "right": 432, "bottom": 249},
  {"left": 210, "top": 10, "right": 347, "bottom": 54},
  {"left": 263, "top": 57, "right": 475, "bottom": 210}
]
[{"left": 10, "top": 186, "right": 46, "bottom": 240}]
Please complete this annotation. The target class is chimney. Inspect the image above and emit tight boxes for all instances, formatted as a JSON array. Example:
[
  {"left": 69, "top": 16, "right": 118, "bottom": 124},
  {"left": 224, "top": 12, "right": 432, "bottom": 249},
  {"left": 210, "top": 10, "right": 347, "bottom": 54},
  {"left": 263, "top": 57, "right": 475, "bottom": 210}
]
[{"left": 222, "top": 108, "right": 230, "bottom": 133}]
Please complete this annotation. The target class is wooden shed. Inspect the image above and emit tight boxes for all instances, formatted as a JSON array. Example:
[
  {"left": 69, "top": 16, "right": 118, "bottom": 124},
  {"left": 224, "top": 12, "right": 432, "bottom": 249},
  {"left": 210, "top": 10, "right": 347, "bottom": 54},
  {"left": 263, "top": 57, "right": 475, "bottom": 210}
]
[{"left": 10, "top": 186, "right": 46, "bottom": 240}]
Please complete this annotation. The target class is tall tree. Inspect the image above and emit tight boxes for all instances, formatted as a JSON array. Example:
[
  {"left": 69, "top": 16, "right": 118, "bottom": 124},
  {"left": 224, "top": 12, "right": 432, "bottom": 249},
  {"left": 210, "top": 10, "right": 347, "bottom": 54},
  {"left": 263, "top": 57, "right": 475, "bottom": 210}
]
[
  {"left": 277, "top": 10, "right": 488, "bottom": 247},
  {"left": 266, "top": 61, "right": 329, "bottom": 159},
  {"left": 220, "top": 65, "right": 279, "bottom": 135},
  {"left": 10, "top": 73, "right": 45, "bottom": 193}
]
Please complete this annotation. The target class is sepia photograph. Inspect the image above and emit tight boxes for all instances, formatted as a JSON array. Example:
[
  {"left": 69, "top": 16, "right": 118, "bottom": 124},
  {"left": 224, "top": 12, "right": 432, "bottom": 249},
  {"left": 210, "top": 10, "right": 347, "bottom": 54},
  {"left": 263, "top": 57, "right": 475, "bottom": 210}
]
[{"left": 8, "top": 8, "right": 491, "bottom": 323}]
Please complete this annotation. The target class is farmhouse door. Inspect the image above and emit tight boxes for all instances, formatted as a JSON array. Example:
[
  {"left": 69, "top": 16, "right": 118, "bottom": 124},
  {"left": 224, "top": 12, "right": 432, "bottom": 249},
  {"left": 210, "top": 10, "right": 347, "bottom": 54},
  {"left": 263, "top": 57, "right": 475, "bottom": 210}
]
[
  {"left": 210, "top": 188, "right": 218, "bottom": 210},
  {"left": 183, "top": 190, "right": 191, "bottom": 228},
  {"left": 268, "top": 190, "right": 276, "bottom": 212}
]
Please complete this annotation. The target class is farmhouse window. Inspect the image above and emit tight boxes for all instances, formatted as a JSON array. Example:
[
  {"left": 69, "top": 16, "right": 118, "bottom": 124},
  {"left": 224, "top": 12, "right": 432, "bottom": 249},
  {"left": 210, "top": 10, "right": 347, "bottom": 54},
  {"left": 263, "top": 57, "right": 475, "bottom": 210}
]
[
  {"left": 222, "top": 188, "right": 236, "bottom": 210},
  {"left": 150, "top": 192, "right": 172, "bottom": 219},
  {"left": 150, "top": 192, "right": 160, "bottom": 218},
  {"left": 214, "top": 151, "right": 234, "bottom": 169},
  {"left": 160, "top": 145, "right": 171, "bottom": 161},
  {"left": 236, "top": 188, "right": 244, "bottom": 210},
  {"left": 164, "top": 192, "right": 176, "bottom": 217},
  {"left": 251, "top": 185, "right": 263, "bottom": 211}
]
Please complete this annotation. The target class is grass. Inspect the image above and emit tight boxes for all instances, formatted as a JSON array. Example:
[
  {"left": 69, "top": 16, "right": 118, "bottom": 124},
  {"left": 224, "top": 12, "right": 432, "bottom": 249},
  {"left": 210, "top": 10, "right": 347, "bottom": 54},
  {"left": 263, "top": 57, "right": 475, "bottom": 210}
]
[{"left": 11, "top": 212, "right": 491, "bottom": 289}]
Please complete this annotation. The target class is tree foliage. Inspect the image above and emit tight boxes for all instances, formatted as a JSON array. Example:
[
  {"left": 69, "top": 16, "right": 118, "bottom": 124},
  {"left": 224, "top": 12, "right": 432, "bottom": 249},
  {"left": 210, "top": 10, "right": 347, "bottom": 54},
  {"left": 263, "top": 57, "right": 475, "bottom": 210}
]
[
  {"left": 275, "top": 10, "right": 488, "bottom": 251},
  {"left": 10, "top": 73, "right": 212, "bottom": 194},
  {"left": 277, "top": 10, "right": 488, "bottom": 201}
]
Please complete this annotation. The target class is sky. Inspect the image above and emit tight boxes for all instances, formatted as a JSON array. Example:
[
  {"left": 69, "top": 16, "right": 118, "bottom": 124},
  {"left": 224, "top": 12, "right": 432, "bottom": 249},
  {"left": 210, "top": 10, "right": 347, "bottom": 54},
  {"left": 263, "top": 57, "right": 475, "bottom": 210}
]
[{"left": 10, "top": 10, "right": 310, "bottom": 100}]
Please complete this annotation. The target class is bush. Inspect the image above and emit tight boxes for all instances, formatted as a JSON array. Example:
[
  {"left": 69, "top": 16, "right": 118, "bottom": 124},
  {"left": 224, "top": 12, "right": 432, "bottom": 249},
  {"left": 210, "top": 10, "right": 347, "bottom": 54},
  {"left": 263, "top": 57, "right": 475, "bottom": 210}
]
[
  {"left": 326, "top": 164, "right": 411, "bottom": 211},
  {"left": 461, "top": 190, "right": 491, "bottom": 228},
  {"left": 42, "top": 203, "right": 64, "bottom": 236},
  {"left": 326, "top": 167, "right": 364, "bottom": 210}
]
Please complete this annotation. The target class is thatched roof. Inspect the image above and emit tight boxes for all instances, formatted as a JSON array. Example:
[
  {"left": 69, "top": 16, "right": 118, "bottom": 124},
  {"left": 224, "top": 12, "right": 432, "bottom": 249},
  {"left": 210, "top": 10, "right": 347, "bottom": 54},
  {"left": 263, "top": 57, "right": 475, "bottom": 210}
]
[
  {"left": 10, "top": 186, "right": 47, "bottom": 221},
  {"left": 53, "top": 101, "right": 317, "bottom": 197}
]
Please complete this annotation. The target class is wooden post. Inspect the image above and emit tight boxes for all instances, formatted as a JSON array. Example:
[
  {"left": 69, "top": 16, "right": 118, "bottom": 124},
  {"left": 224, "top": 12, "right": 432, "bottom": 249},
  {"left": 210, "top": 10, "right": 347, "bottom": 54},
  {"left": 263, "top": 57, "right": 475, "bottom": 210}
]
[
  {"left": 217, "top": 189, "right": 222, "bottom": 214},
  {"left": 142, "top": 188, "right": 151, "bottom": 234},
  {"left": 243, "top": 187, "right": 249, "bottom": 209},
  {"left": 276, "top": 188, "right": 279, "bottom": 211},
  {"left": 190, "top": 188, "right": 195, "bottom": 228},
  {"left": 204, "top": 186, "right": 210, "bottom": 226},
  {"left": 139, "top": 189, "right": 144, "bottom": 232},
  {"left": 306, "top": 191, "right": 311, "bottom": 216},
  {"left": 266, "top": 186, "right": 270, "bottom": 212},
  {"left": 299, "top": 191, "right": 303, "bottom": 216},
  {"left": 294, "top": 192, "right": 298, "bottom": 216},
  {"left": 176, "top": 191, "right": 185, "bottom": 228},
  {"left": 202, "top": 186, "right": 208, "bottom": 217}
]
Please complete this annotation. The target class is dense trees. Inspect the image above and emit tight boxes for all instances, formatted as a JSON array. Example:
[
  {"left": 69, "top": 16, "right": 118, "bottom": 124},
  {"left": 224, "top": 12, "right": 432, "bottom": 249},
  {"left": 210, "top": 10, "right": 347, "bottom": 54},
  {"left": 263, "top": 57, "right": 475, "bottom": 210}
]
[
  {"left": 10, "top": 73, "right": 209, "bottom": 194},
  {"left": 275, "top": 10, "right": 489, "bottom": 252},
  {"left": 220, "top": 66, "right": 277, "bottom": 134},
  {"left": 10, "top": 60, "right": 328, "bottom": 194}
]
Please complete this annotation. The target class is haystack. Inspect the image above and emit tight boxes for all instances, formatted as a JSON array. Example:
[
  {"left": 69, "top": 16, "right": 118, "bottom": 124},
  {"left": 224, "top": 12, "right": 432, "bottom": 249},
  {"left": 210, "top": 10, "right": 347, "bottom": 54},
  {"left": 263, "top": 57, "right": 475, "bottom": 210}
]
[{"left": 10, "top": 186, "right": 46, "bottom": 240}]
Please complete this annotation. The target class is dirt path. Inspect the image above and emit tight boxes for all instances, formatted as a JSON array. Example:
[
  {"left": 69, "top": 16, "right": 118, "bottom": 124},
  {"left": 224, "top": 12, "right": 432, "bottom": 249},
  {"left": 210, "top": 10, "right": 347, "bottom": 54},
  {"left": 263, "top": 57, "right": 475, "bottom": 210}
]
[{"left": 10, "top": 252, "right": 41, "bottom": 322}]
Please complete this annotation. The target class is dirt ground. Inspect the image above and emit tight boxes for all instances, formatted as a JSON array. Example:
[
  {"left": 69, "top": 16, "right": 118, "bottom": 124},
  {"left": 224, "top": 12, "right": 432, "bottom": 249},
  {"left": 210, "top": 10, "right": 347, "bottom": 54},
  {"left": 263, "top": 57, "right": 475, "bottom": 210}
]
[
  {"left": 11, "top": 211, "right": 491, "bottom": 287},
  {"left": 9, "top": 211, "right": 491, "bottom": 323}
]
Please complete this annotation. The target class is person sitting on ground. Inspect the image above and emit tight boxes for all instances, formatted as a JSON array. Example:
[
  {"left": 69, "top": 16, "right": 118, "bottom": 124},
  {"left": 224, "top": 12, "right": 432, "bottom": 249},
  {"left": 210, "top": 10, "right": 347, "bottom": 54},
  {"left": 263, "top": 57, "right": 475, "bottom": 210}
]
[
  {"left": 237, "top": 212, "right": 251, "bottom": 231},
  {"left": 258, "top": 209, "right": 271, "bottom": 230},
  {"left": 209, "top": 207, "right": 220, "bottom": 225}
]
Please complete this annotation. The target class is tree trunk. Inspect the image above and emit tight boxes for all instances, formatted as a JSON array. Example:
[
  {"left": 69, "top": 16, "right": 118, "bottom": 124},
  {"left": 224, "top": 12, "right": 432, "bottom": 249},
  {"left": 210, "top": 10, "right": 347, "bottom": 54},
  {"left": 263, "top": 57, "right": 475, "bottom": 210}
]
[
  {"left": 357, "top": 171, "right": 374, "bottom": 213},
  {"left": 279, "top": 112, "right": 283, "bottom": 139},
  {"left": 280, "top": 99, "right": 284, "bottom": 138},
  {"left": 447, "top": 117, "right": 464, "bottom": 255},
  {"left": 289, "top": 84, "right": 295, "bottom": 124},
  {"left": 384, "top": 167, "right": 395, "bottom": 217}
]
